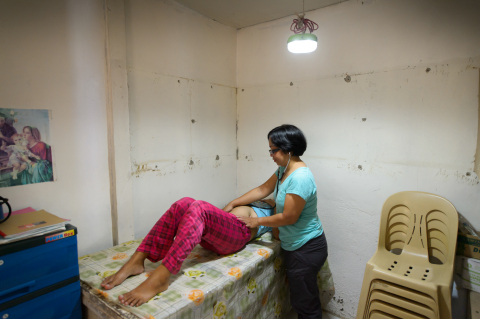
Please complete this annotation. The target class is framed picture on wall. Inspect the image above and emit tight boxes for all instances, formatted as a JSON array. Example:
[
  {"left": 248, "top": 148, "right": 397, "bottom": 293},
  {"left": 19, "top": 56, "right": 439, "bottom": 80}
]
[{"left": 0, "top": 108, "right": 53, "bottom": 188}]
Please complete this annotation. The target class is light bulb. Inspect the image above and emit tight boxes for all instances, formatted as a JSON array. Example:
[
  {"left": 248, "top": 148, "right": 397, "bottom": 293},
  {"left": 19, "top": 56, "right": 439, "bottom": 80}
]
[{"left": 287, "top": 34, "right": 317, "bottom": 54}]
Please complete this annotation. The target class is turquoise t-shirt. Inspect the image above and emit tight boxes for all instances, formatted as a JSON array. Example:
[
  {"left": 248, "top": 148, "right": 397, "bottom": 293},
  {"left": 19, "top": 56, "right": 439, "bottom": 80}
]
[{"left": 274, "top": 166, "right": 323, "bottom": 251}]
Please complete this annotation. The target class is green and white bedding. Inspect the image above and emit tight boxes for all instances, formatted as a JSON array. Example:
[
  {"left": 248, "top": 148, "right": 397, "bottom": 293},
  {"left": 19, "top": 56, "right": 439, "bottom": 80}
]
[{"left": 79, "top": 233, "right": 334, "bottom": 319}]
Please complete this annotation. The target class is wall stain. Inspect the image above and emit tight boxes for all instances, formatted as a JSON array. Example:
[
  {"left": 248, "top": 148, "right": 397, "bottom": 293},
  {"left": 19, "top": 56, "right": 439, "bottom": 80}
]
[
  {"left": 214, "top": 155, "right": 222, "bottom": 168},
  {"left": 435, "top": 169, "right": 479, "bottom": 186},
  {"left": 184, "top": 158, "right": 202, "bottom": 172},
  {"left": 132, "top": 160, "right": 176, "bottom": 177}
]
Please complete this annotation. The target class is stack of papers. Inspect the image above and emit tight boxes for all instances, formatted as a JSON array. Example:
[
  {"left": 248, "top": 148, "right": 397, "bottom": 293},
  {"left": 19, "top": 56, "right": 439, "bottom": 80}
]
[{"left": 0, "top": 210, "right": 70, "bottom": 245}]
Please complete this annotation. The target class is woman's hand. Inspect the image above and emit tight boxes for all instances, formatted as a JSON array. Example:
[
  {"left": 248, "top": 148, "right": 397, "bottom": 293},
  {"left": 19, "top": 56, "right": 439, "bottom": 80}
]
[
  {"left": 222, "top": 203, "right": 234, "bottom": 212},
  {"left": 236, "top": 216, "right": 260, "bottom": 228}
]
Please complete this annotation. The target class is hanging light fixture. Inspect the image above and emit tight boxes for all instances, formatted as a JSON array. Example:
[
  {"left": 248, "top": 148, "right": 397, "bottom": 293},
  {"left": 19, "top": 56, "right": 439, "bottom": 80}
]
[{"left": 287, "top": 0, "right": 319, "bottom": 54}]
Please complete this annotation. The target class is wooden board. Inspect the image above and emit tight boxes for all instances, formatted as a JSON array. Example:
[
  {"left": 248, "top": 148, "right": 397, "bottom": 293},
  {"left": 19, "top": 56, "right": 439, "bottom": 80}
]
[
  {"left": 81, "top": 282, "right": 140, "bottom": 319},
  {"left": 471, "top": 290, "right": 480, "bottom": 319}
]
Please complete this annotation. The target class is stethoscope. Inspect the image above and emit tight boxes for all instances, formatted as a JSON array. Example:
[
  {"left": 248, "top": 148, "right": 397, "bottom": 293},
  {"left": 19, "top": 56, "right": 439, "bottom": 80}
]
[
  {"left": 275, "top": 153, "right": 291, "bottom": 201},
  {"left": 0, "top": 196, "right": 12, "bottom": 224}
]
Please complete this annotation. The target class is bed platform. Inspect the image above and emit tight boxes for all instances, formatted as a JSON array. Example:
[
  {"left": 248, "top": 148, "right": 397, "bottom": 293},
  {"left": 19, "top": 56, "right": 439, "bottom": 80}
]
[{"left": 79, "top": 233, "right": 334, "bottom": 319}]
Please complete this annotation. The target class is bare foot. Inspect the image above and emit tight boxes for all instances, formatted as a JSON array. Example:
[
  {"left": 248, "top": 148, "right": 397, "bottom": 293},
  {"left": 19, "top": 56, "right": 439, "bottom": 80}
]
[
  {"left": 101, "top": 251, "right": 148, "bottom": 290},
  {"left": 118, "top": 264, "right": 171, "bottom": 307}
]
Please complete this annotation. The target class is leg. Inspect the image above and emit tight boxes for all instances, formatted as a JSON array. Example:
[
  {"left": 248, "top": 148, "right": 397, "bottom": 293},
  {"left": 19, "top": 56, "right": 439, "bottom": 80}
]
[
  {"left": 136, "top": 197, "right": 196, "bottom": 262},
  {"left": 196, "top": 200, "right": 252, "bottom": 255},
  {"left": 101, "top": 251, "right": 148, "bottom": 289},
  {"left": 118, "top": 263, "right": 171, "bottom": 307},
  {"left": 119, "top": 200, "right": 251, "bottom": 307},
  {"left": 11, "top": 163, "right": 20, "bottom": 180},
  {"left": 18, "top": 163, "right": 27, "bottom": 173},
  {"left": 101, "top": 197, "right": 195, "bottom": 290},
  {"left": 119, "top": 200, "right": 206, "bottom": 306},
  {"left": 285, "top": 233, "right": 328, "bottom": 319},
  {"left": 155, "top": 199, "right": 250, "bottom": 274}
]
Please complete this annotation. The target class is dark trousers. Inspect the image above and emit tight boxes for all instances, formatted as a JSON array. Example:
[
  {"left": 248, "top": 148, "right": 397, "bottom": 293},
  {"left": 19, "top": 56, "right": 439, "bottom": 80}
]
[{"left": 284, "top": 232, "right": 328, "bottom": 319}]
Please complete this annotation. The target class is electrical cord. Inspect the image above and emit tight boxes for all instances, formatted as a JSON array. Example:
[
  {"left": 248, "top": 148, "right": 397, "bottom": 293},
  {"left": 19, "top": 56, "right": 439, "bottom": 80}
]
[{"left": 290, "top": 15, "right": 319, "bottom": 34}]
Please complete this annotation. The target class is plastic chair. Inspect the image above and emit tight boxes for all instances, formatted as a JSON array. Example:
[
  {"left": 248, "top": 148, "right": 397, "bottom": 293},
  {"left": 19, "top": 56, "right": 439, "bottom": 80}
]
[
  {"left": 356, "top": 191, "right": 458, "bottom": 319},
  {"left": 366, "top": 280, "right": 437, "bottom": 311},
  {"left": 369, "top": 300, "right": 427, "bottom": 318},
  {"left": 369, "top": 310, "right": 397, "bottom": 319},
  {"left": 369, "top": 290, "right": 436, "bottom": 318}
]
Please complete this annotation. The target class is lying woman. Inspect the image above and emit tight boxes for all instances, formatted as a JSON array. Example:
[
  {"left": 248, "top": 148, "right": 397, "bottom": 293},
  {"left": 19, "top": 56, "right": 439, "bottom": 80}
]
[{"left": 101, "top": 197, "right": 275, "bottom": 307}]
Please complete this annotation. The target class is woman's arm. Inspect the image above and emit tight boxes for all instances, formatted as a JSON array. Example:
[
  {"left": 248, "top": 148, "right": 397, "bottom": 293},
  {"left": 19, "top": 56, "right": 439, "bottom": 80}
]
[
  {"left": 237, "top": 194, "right": 305, "bottom": 227},
  {"left": 223, "top": 173, "right": 278, "bottom": 212},
  {"left": 26, "top": 150, "right": 41, "bottom": 160},
  {"left": 272, "top": 227, "right": 280, "bottom": 240}
]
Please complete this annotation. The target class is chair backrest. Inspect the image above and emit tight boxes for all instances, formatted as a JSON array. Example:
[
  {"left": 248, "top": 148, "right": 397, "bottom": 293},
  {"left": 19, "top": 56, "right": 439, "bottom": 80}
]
[{"left": 378, "top": 191, "right": 458, "bottom": 265}]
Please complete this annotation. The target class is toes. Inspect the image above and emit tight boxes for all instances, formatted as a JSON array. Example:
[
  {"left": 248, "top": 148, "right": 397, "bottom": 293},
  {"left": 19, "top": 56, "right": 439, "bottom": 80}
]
[
  {"left": 101, "top": 276, "right": 113, "bottom": 286},
  {"left": 123, "top": 293, "right": 134, "bottom": 306},
  {"left": 118, "top": 291, "right": 147, "bottom": 307},
  {"left": 134, "top": 297, "right": 143, "bottom": 307}
]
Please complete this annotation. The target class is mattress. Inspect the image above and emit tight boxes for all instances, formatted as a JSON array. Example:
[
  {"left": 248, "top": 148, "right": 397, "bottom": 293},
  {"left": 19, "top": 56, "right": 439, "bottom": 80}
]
[{"left": 79, "top": 232, "right": 334, "bottom": 319}]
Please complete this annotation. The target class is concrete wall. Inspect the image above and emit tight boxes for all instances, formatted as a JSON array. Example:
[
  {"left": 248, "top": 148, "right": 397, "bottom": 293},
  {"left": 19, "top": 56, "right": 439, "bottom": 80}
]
[
  {"left": 0, "top": 0, "right": 113, "bottom": 256},
  {"left": 125, "top": 0, "right": 238, "bottom": 238},
  {"left": 3, "top": 1, "right": 479, "bottom": 315},
  {"left": 237, "top": 0, "right": 480, "bottom": 317}
]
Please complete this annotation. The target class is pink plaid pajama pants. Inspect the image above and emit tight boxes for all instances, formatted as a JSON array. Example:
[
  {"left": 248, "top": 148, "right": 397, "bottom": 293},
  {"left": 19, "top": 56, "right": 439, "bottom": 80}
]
[{"left": 137, "top": 197, "right": 251, "bottom": 274}]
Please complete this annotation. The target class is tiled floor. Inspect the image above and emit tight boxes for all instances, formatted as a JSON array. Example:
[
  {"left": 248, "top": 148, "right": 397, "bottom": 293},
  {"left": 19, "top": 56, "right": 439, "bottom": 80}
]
[{"left": 285, "top": 308, "right": 343, "bottom": 319}]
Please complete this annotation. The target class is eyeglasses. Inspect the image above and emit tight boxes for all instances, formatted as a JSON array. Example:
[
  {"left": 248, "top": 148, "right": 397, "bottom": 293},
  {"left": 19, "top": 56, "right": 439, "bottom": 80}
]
[{"left": 269, "top": 148, "right": 281, "bottom": 155}]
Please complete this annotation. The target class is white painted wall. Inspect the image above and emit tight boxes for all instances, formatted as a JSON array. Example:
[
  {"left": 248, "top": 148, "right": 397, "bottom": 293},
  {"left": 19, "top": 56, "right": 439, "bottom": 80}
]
[
  {"left": 0, "top": 0, "right": 113, "bottom": 256},
  {"left": 237, "top": 0, "right": 480, "bottom": 317},
  {"left": 125, "top": 0, "right": 238, "bottom": 238},
  {"left": 2, "top": 1, "right": 478, "bottom": 316}
]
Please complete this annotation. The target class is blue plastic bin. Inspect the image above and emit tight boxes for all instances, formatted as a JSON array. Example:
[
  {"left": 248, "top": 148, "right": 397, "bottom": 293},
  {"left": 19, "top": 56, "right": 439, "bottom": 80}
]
[
  {"left": 0, "top": 234, "right": 79, "bottom": 304},
  {"left": 0, "top": 280, "right": 81, "bottom": 319}
]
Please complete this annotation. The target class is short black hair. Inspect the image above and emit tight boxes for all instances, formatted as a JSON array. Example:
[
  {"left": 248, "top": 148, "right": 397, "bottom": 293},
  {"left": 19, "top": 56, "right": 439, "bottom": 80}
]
[{"left": 267, "top": 124, "right": 307, "bottom": 156}]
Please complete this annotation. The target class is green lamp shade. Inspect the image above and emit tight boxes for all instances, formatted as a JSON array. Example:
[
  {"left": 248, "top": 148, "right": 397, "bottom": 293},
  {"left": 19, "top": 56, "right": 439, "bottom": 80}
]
[{"left": 287, "top": 33, "right": 317, "bottom": 53}]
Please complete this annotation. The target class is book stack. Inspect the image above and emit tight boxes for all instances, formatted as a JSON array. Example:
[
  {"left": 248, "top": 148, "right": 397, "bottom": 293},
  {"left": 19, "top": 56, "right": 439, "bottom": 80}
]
[{"left": 0, "top": 209, "right": 69, "bottom": 245}]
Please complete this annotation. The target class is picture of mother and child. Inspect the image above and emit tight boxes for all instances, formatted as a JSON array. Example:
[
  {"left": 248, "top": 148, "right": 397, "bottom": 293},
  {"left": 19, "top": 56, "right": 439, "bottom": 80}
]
[{"left": 0, "top": 109, "right": 53, "bottom": 187}]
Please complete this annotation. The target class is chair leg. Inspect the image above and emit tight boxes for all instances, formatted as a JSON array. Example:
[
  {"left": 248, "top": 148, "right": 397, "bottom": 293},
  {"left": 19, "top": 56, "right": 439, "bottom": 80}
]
[
  {"left": 356, "top": 264, "right": 375, "bottom": 319},
  {"left": 438, "top": 285, "right": 452, "bottom": 319}
]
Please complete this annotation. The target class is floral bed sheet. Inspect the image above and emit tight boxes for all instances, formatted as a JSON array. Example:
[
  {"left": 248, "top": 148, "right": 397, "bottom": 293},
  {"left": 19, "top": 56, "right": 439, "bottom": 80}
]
[{"left": 79, "top": 233, "right": 334, "bottom": 319}]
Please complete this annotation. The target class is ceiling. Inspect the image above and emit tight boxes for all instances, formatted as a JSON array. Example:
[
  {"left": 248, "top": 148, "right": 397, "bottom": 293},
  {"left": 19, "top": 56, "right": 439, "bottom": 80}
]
[{"left": 173, "top": 0, "right": 348, "bottom": 29}]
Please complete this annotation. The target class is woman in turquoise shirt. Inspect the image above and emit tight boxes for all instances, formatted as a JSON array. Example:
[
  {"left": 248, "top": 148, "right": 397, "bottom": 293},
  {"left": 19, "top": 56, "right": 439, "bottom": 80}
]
[{"left": 224, "top": 124, "right": 328, "bottom": 319}]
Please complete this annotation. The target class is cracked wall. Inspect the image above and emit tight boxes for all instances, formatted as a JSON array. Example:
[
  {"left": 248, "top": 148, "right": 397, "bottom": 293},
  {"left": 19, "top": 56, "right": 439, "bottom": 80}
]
[
  {"left": 125, "top": 0, "right": 238, "bottom": 238},
  {"left": 237, "top": 0, "right": 480, "bottom": 317}
]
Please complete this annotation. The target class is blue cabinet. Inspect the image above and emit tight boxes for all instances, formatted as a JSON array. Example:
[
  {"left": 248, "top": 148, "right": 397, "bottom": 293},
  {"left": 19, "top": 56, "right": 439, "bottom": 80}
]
[{"left": 0, "top": 225, "right": 81, "bottom": 319}]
